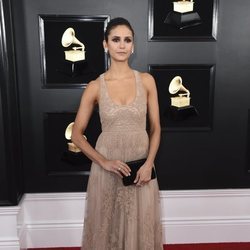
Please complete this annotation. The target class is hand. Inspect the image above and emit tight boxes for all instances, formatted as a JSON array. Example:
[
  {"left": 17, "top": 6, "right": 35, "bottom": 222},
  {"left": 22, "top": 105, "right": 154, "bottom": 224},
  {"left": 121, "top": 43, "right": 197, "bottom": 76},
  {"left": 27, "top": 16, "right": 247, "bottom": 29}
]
[
  {"left": 102, "top": 159, "right": 131, "bottom": 178},
  {"left": 134, "top": 164, "right": 153, "bottom": 186}
]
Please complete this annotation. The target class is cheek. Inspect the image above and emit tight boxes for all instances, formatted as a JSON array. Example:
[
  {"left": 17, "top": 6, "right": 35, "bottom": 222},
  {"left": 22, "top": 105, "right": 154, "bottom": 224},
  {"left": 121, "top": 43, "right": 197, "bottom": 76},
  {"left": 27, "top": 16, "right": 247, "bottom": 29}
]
[
  {"left": 107, "top": 42, "right": 118, "bottom": 49},
  {"left": 128, "top": 44, "right": 134, "bottom": 50}
]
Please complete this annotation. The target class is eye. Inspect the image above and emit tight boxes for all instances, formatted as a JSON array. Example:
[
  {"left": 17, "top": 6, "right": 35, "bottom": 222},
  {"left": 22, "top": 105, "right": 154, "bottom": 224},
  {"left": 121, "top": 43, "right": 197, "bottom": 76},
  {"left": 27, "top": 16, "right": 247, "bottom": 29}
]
[
  {"left": 125, "top": 37, "right": 132, "bottom": 43},
  {"left": 111, "top": 37, "right": 120, "bottom": 42}
]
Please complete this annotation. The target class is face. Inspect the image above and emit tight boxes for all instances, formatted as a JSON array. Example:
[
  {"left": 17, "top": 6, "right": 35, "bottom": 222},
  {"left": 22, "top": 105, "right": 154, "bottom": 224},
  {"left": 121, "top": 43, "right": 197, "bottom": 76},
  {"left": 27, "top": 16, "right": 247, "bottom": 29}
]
[{"left": 103, "top": 25, "right": 134, "bottom": 62}]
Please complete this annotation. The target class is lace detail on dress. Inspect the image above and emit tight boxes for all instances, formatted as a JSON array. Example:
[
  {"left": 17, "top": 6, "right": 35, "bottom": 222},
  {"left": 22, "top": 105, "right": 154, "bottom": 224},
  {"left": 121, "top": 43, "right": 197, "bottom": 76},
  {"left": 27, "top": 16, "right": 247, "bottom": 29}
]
[
  {"left": 99, "top": 70, "right": 147, "bottom": 133},
  {"left": 81, "top": 70, "right": 163, "bottom": 250}
]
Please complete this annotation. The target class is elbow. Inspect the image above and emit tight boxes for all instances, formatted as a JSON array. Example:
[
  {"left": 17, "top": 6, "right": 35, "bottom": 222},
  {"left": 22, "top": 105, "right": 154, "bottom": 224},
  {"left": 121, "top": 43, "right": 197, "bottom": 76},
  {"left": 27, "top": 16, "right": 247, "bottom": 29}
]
[
  {"left": 150, "top": 122, "right": 161, "bottom": 137},
  {"left": 156, "top": 125, "right": 161, "bottom": 139},
  {"left": 71, "top": 126, "right": 80, "bottom": 146},
  {"left": 71, "top": 132, "right": 77, "bottom": 146}
]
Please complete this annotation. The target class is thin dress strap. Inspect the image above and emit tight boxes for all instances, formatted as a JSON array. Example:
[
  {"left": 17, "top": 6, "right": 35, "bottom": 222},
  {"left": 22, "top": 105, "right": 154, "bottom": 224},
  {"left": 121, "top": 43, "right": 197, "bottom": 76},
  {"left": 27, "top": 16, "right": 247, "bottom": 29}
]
[
  {"left": 133, "top": 70, "right": 147, "bottom": 102},
  {"left": 98, "top": 73, "right": 107, "bottom": 103}
]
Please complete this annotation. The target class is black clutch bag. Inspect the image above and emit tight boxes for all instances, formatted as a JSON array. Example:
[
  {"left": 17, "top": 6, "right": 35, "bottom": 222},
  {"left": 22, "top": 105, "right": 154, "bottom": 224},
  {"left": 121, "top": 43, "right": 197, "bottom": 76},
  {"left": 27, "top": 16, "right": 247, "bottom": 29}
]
[{"left": 122, "top": 158, "right": 156, "bottom": 186}]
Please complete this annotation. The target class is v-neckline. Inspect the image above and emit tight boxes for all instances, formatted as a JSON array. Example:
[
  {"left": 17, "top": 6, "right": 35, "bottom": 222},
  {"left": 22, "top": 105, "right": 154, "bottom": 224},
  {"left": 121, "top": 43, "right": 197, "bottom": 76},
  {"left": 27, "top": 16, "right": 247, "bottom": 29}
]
[{"left": 103, "top": 70, "right": 138, "bottom": 107}]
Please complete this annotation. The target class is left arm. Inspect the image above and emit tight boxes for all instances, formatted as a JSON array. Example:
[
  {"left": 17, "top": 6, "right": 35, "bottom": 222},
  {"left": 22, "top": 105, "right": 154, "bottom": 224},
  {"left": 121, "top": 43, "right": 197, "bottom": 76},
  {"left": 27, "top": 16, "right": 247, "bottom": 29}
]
[{"left": 134, "top": 73, "right": 161, "bottom": 186}]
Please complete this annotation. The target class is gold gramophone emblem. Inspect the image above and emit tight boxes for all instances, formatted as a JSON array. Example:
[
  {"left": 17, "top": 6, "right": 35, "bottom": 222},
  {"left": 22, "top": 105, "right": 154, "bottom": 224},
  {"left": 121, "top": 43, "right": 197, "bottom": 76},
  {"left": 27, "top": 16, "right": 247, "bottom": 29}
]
[
  {"left": 173, "top": 0, "right": 194, "bottom": 13},
  {"left": 65, "top": 122, "right": 87, "bottom": 153},
  {"left": 164, "top": 0, "right": 202, "bottom": 29},
  {"left": 169, "top": 76, "right": 190, "bottom": 108},
  {"left": 61, "top": 28, "right": 86, "bottom": 62}
]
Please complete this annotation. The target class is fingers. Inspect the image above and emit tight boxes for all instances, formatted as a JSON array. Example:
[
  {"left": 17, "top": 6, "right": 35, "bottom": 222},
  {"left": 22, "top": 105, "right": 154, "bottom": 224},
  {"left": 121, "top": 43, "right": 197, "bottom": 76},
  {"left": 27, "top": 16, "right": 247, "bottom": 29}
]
[
  {"left": 120, "top": 161, "right": 131, "bottom": 174},
  {"left": 136, "top": 178, "right": 148, "bottom": 187},
  {"left": 135, "top": 170, "right": 151, "bottom": 187},
  {"left": 134, "top": 172, "right": 140, "bottom": 185},
  {"left": 116, "top": 161, "right": 131, "bottom": 177},
  {"left": 108, "top": 160, "right": 150, "bottom": 186},
  {"left": 134, "top": 170, "right": 146, "bottom": 186},
  {"left": 136, "top": 178, "right": 144, "bottom": 187},
  {"left": 110, "top": 160, "right": 131, "bottom": 178}
]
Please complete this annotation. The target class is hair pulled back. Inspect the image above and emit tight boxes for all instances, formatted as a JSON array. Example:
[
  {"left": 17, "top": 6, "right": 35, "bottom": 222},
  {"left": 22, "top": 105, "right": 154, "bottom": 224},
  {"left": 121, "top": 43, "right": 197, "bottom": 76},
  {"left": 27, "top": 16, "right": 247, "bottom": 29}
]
[{"left": 104, "top": 17, "right": 135, "bottom": 42}]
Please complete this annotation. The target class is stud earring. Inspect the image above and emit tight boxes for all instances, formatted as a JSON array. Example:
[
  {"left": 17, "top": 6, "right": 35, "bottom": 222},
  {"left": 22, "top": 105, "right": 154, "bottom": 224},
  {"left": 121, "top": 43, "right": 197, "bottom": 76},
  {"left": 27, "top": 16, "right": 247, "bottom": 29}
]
[
  {"left": 131, "top": 48, "right": 134, "bottom": 54},
  {"left": 104, "top": 48, "right": 108, "bottom": 53}
]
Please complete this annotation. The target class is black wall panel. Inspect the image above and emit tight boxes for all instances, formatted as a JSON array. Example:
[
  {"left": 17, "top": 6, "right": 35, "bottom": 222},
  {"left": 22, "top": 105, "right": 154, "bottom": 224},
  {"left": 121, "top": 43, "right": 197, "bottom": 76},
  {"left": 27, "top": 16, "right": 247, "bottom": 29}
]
[
  {"left": 0, "top": 0, "right": 24, "bottom": 205},
  {"left": 0, "top": 0, "right": 248, "bottom": 196},
  {"left": 0, "top": 91, "right": 9, "bottom": 204}
]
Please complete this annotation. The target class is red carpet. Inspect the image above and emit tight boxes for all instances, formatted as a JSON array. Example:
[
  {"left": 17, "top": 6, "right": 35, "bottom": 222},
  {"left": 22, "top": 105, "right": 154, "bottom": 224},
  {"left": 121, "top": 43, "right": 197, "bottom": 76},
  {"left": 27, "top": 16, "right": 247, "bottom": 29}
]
[{"left": 28, "top": 242, "right": 250, "bottom": 250}]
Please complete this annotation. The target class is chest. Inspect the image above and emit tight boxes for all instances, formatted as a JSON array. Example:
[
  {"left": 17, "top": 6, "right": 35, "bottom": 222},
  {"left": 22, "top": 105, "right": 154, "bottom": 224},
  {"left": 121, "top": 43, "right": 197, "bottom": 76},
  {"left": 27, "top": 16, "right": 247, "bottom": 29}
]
[{"left": 105, "top": 78, "right": 136, "bottom": 106}]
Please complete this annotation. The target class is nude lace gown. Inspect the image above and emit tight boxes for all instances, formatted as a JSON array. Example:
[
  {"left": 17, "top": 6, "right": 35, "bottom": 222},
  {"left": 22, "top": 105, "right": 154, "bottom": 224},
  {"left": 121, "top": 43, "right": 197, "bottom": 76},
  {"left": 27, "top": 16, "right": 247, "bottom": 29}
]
[{"left": 82, "top": 70, "right": 163, "bottom": 250}]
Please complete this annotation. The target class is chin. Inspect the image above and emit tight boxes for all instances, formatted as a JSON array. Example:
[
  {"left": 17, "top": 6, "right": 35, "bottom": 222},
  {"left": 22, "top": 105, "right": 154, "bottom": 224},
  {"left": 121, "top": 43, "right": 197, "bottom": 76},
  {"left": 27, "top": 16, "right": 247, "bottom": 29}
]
[
  {"left": 113, "top": 56, "right": 130, "bottom": 62},
  {"left": 114, "top": 59, "right": 129, "bottom": 63}
]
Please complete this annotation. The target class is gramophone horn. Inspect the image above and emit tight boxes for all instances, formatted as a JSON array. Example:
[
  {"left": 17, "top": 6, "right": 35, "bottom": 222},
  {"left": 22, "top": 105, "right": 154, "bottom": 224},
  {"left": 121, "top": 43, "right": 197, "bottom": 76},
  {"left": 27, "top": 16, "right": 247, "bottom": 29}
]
[
  {"left": 65, "top": 122, "right": 87, "bottom": 141},
  {"left": 61, "top": 27, "right": 84, "bottom": 49},
  {"left": 65, "top": 122, "right": 74, "bottom": 140},
  {"left": 169, "top": 76, "right": 182, "bottom": 94},
  {"left": 169, "top": 75, "right": 190, "bottom": 97},
  {"left": 61, "top": 28, "right": 75, "bottom": 47}
]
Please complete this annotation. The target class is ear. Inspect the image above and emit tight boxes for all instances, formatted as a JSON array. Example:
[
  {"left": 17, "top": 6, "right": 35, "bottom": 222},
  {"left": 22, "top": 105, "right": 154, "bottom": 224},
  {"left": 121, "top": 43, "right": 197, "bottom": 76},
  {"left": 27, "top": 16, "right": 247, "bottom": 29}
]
[{"left": 103, "top": 40, "right": 107, "bottom": 51}]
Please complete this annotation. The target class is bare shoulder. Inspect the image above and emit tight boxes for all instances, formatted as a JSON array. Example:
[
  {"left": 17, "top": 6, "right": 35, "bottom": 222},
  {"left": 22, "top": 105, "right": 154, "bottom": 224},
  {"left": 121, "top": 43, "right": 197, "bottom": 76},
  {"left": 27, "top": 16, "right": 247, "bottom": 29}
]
[
  {"left": 86, "top": 77, "right": 100, "bottom": 91},
  {"left": 84, "top": 77, "right": 100, "bottom": 96},
  {"left": 80, "top": 76, "right": 101, "bottom": 105},
  {"left": 139, "top": 72, "right": 155, "bottom": 82},
  {"left": 138, "top": 72, "right": 156, "bottom": 91}
]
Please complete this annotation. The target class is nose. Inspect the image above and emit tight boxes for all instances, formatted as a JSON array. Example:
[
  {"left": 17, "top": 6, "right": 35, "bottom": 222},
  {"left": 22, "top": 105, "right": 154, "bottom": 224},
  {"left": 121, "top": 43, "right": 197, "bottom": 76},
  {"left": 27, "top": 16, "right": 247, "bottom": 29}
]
[{"left": 119, "top": 40, "right": 125, "bottom": 48}]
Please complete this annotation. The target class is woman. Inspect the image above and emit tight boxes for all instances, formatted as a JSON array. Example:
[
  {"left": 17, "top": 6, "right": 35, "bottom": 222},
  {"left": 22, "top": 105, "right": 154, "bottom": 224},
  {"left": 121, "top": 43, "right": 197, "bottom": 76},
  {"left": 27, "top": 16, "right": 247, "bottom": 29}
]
[{"left": 72, "top": 17, "right": 163, "bottom": 250}]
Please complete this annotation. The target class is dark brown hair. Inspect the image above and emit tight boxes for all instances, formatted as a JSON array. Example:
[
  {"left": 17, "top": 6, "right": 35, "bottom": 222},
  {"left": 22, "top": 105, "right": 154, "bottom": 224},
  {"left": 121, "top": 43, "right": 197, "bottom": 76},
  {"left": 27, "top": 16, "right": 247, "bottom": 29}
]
[{"left": 104, "top": 17, "right": 135, "bottom": 42}]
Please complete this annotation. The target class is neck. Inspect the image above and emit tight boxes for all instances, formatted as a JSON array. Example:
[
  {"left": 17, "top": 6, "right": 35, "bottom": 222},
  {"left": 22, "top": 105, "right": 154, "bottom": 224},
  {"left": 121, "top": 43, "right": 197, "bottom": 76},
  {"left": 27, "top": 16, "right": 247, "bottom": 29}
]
[{"left": 107, "top": 60, "right": 133, "bottom": 79}]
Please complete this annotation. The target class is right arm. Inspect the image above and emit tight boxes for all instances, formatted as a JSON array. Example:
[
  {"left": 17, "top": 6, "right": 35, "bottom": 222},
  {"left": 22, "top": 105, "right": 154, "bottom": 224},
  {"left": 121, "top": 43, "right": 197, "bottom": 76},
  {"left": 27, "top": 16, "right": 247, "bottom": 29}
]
[
  {"left": 71, "top": 80, "right": 130, "bottom": 177},
  {"left": 71, "top": 80, "right": 105, "bottom": 167}
]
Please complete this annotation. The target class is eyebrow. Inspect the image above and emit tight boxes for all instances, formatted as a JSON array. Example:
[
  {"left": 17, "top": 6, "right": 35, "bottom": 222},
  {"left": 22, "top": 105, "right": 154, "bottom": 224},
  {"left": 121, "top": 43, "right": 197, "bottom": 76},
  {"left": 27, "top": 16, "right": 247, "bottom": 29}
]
[{"left": 111, "top": 35, "right": 133, "bottom": 39}]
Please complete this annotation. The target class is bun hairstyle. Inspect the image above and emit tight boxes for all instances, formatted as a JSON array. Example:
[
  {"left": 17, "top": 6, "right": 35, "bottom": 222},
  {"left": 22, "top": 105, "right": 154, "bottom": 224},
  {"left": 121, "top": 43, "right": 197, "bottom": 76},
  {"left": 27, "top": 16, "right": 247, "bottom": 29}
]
[{"left": 104, "top": 17, "right": 135, "bottom": 42}]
